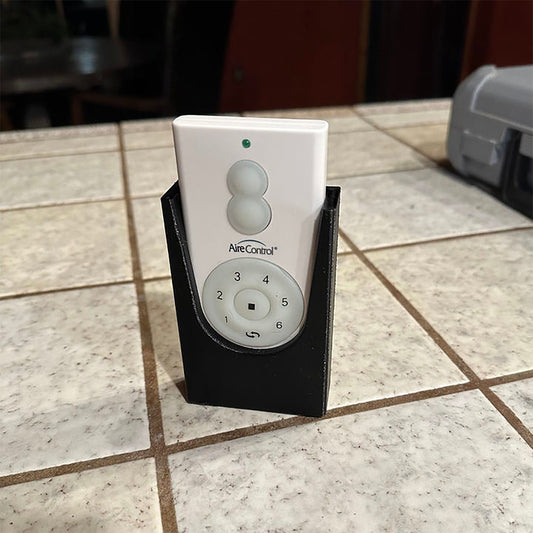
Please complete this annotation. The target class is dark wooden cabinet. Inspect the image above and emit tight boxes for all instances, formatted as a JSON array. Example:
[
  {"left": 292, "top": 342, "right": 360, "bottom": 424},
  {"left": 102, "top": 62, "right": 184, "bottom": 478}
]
[
  {"left": 461, "top": 0, "right": 533, "bottom": 79},
  {"left": 219, "top": 1, "right": 369, "bottom": 113}
]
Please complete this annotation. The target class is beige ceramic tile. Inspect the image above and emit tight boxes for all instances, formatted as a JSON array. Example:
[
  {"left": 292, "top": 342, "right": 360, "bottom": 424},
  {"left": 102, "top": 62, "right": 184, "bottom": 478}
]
[
  {"left": 0, "top": 284, "right": 149, "bottom": 475},
  {"left": 145, "top": 279, "right": 289, "bottom": 444},
  {"left": 368, "top": 230, "right": 533, "bottom": 379},
  {"left": 335, "top": 167, "right": 532, "bottom": 250},
  {"left": 0, "top": 124, "right": 119, "bottom": 161},
  {"left": 356, "top": 98, "right": 451, "bottom": 116},
  {"left": 245, "top": 106, "right": 373, "bottom": 133},
  {"left": 387, "top": 124, "right": 449, "bottom": 164},
  {"left": 169, "top": 390, "right": 533, "bottom": 533},
  {"left": 0, "top": 152, "right": 123, "bottom": 210},
  {"left": 0, "top": 201, "right": 132, "bottom": 297},
  {"left": 121, "top": 119, "right": 174, "bottom": 150},
  {"left": 0, "top": 459, "right": 162, "bottom": 532},
  {"left": 363, "top": 108, "right": 451, "bottom": 129},
  {"left": 491, "top": 379, "right": 533, "bottom": 431},
  {"left": 125, "top": 147, "right": 177, "bottom": 197},
  {"left": 327, "top": 130, "right": 432, "bottom": 179},
  {"left": 0, "top": 123, "right": 118, "bottom": 143},
  {"left": 330, "top": 255, "right": 466, "bottom": 406},
  {"left": 123, "top": 130, "right": 174, "bottom": 150},
  {"left": 132, "top": 197, "right": 170, "bottom": 279},
  {"left": 121, "top": 118, "right": 174, "bottom": 133}
]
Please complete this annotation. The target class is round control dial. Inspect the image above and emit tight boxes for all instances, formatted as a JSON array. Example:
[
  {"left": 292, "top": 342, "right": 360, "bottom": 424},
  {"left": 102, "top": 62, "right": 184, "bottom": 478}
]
[{"left": 202, "top": 258, "right": 304, "bottom": 348}]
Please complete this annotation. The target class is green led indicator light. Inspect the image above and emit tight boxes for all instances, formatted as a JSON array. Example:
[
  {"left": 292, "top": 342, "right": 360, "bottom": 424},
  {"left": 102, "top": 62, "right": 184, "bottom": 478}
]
[{"left": 242, "top": 139, "right": 251, "bottom": 148}]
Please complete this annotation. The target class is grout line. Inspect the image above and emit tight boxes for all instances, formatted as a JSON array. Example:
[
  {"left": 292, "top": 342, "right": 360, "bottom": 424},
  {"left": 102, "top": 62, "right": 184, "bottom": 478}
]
[
  {"left": 118, "top": 126, "right": 179, "bottom": 533},
  {"left": 0, "top": 196, "right": 124, "bottom": 214},
  {"left": 360, "top": 226, "right": 533, "bottom": 253},
  {"left": 0, "top": 279, "right": 133, "bottom": 302},
  {"left": 165, "top": 382, "right": 477, "bottom": 455},
  {"left": 363, "top": 118, "right": 449, "bottom": 130},
  {"left": 482, "top": 369, "right": 533, "bottom": 387},
  {"left": 1, "top": 371, "right": 530, "bottom": 490},
  {"left": 0, "top": 449, "right": 153, "bottom": 489},
  {"left": 123, "top": 144, "right": 174, "bottom": 152},
  {"left": 326, "top": 163, "right": 437, "bottom": 182},
  {"left": 480, "top": 386, "right": 533, "bottom": 447},
  {"left": 144, "top": 274, "right": 173, "bottom": 283},
  {"left": 339, "top": 227, "right": 533, "bottom": 448}
]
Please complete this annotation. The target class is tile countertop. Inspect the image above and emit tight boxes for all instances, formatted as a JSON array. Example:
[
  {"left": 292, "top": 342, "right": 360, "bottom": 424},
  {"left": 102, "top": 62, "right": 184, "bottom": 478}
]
[{"left": 1, "top": 99, "right": 532, "bottom": 533}]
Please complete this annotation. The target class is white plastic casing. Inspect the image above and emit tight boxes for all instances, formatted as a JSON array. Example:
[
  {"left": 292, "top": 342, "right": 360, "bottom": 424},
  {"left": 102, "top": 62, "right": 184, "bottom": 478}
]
[{"left": 173, "top": 115, "right": 328, "bottom": 347}]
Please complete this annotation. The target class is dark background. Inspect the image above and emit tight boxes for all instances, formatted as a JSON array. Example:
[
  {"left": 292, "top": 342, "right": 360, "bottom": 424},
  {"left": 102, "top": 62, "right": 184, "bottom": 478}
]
[{"left": 1, "top": 0, "right": 532, "bottom": 130}]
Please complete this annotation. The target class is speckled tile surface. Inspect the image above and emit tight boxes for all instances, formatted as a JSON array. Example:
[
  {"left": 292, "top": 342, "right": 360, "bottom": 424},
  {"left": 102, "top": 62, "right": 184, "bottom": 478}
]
[
  {"left": 244, "top": 106, "right": 373, "bottom": 133},
  {"left": 0, "top": 152, "right": 123, "bottom": 210},
  {"left": 145, "top": 279, "right": 289, "bottom": 444},
  {"left": 169, "top": 390, "right": 533, "bottom": 533},
  {"left": 335, "top": 167, "right": 532, "bottom": 250},
  {"left": 368, "top": 230, "right": 533, "bottom": 378},
  {"left": 491, "top": 379, "right": 533, "bottom": 431},
  {"left": 0, "top": 459, "right": 162, "bottom": 532},
  {"left": 0, "top": 285, "right": 149, "bottom": 476},
  {"left": 355, "top": 98, "right": 451, "bottom": 129},
  {"left": 0, "top": 123, "right": 118, "bottom": 143},
  {"left": 132, "top": 197, "right": 170, "bottom": 279},
  {"left": 2, "top": 102, "right": 531, "bottom": 533},
  {"left": 124, "top": 147, "right": 177, "bottom": 197},
  {"left": 0, "top": 201, "right": 132, "bottom": 297},
  {"left": 0, "top": 125, "right": 119, "bottom": 161},
  {"left": 359, "top": 108, "right": 451, "bottom": 129},
  {"left": 327, "top": 130, "right": 433, "bottom": 179},
  {"left": 330, "top": 255, "right": 467, "bottom": 406},
  {"left": 387, "top": 124, "right": 449, "bottom": 164},
  {"left": 121, "top": 118, "right": 174, "bottom": 133},
  {"left": 356, "top": 98, "right": 451, "bottom": 116}
]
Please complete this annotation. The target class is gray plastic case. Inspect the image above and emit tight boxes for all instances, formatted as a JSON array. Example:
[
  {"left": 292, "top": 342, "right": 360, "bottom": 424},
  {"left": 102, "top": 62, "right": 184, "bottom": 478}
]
[{"left": 447, "top": 65, "right": 532, "bottom": 216}]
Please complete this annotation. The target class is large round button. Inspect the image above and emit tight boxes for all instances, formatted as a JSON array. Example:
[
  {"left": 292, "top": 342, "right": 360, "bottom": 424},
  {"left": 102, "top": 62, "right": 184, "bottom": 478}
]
[
  {"left": 227, "top": 196, "right": 271, "bottom": 235},
  {"left": 226, "top": 160, "right": 272, "bottom": 235},
  {"left": 202, "top": 258, "right": 304, "bottom": 348},
  {"left": 234, "top": 288, "right": 271, "bottom": 320},
  {"left": 227, "top": 160, "right": 268, "bottom": 196}
]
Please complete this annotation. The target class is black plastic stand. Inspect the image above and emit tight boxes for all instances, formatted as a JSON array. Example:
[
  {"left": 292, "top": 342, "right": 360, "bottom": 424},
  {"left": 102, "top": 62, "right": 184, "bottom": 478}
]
[{"left": 161, "top": 183, "right": 340, "bottom": 417}]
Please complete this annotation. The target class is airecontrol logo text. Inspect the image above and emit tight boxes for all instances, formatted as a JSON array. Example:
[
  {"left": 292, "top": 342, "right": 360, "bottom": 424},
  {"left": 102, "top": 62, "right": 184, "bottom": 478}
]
[{"left": 228, "top": 239, "right": 277, "bottom": 255}]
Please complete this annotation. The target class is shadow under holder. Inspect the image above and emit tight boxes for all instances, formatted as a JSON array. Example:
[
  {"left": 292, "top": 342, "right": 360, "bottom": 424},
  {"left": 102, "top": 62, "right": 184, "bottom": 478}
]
[{"left": 161, "top": 182, "right": 340, "bottom": 417}]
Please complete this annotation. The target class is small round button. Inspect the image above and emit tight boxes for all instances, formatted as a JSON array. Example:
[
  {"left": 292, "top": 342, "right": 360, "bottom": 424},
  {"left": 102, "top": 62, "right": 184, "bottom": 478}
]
[
  {"left": 227, "top": 196, "right": 271, "bottom": 235},
  {"left": 227, "top": 160, "right": 268, "bottom": 196},
  {"left": 234, "top": 288, "right": 271, "bottom": 320}
]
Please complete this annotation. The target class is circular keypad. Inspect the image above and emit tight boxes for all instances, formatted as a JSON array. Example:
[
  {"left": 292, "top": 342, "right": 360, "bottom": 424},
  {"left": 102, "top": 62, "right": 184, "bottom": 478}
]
[{"left": 202, "top": 258, "right": 304, "bottom": 348}]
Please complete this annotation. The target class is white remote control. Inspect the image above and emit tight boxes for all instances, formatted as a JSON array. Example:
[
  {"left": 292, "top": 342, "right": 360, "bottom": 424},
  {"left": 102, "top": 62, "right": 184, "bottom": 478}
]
[{"left": 173, "top": 115, "right": 328, "bottom": 349}]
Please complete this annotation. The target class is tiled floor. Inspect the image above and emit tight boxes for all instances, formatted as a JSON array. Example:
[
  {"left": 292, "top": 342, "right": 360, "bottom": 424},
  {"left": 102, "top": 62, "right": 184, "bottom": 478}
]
[{"left": 1, "top": 100, "right": 532, "bottom": 533}]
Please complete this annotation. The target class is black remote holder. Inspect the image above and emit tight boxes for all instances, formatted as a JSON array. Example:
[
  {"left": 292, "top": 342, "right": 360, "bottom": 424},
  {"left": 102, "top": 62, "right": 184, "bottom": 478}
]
[{"left": 161, "top": 182, "right": 340, "bottom": 417}]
